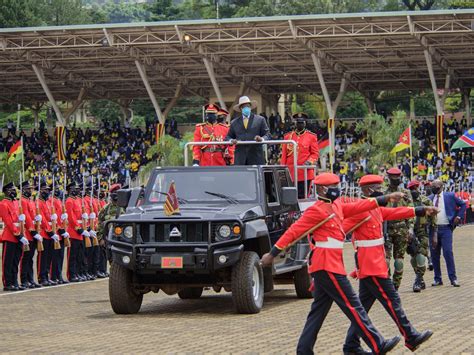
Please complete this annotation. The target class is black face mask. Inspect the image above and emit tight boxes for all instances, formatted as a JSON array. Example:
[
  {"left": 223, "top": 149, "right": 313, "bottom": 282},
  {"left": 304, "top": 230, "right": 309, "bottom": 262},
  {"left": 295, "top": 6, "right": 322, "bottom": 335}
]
[
  {"left": 6, "top": 189, "right": 17, "bottom": 199},
  {"left": 70, "top": 189, "right": 79, "bottom": 197},
  {"left": 22, "top": 189, "right": 32, "bottom": 198},
  {"left": 326, "top": 187, "right": 340, "bottom": 202},
  {"left": 206, "top": 114, "right": 217, "bottom": 124},
  {"left": 410, "top": 191, "right": 420, "bottom": 200},
  {"left": 431, "top": 187, "right": 442, "bottom": 195},
  {"left": 389, "top": 178, "right": 401, "bottom": 186},
  {"left": 40, "top": 190, "right": 50, "bottom": 200},
  {"left": 296, "top": 122, "right": 305, "bottom": 132},
  {"left": 370, "top": 190, "right": 384, "bottom": 198}
]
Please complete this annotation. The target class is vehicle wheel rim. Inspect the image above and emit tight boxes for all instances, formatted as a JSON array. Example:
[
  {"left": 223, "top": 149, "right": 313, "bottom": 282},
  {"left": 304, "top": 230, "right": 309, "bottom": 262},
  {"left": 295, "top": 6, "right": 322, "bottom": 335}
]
[{"left": 252, "top": 264, "right": 261, "bottom": 302}]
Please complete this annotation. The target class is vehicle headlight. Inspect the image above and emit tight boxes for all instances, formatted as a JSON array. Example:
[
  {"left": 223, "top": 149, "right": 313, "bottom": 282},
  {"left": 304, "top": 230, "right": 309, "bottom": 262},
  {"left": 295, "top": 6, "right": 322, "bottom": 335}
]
[
  {"left": 123, "top": 226, "right": 134, "bottom": 239},
  {"left": 217, "top": 225, "right": 231, "bottom": 240}
]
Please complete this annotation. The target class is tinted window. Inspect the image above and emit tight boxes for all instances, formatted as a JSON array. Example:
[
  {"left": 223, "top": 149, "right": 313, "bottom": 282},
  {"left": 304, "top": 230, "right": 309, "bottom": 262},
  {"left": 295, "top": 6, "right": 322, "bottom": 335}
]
[{"left": 264, "top": 171, "right": 279, "bottom": 204}]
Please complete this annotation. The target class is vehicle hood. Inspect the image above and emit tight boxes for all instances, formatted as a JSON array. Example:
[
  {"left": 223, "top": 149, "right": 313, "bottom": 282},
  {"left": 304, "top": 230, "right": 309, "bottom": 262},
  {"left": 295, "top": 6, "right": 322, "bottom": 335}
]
[{"left": 115, "top": 204, "right": 264, "bottom": 222}]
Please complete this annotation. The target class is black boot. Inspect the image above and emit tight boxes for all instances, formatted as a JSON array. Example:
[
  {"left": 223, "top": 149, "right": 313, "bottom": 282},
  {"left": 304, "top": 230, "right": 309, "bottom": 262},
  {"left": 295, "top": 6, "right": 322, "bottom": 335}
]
[
  {"left": 406, "top": 330, "right": 433, "bottom": 352},
  {"left": 413, "top": 275, "right": 422, "bottom": 293},
  {"left": 380, "top": 336, "right": 401, "bottom": 354},
  {"left": 420, "top": 276, "right": 426, "bottom": 290}
]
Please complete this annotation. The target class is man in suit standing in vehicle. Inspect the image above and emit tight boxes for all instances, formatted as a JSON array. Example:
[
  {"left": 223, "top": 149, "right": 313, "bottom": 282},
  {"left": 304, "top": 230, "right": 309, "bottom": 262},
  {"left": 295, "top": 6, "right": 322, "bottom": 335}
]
[{"left": 225, "top": 96, "right": 271, "bottom": 165}]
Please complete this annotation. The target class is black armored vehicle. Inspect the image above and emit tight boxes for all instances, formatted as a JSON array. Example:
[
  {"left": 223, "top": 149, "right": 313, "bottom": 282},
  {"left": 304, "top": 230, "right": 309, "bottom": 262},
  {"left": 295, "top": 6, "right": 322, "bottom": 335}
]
[{"left": 107, "top": 165, "right": 314, "bottom": 314}]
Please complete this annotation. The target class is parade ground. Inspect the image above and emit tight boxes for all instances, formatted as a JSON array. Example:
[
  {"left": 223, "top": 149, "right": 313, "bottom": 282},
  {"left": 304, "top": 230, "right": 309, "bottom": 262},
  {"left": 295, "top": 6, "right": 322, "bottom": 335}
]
[{"left": 0, "top": 225, "right": 472, "bottom": 354}]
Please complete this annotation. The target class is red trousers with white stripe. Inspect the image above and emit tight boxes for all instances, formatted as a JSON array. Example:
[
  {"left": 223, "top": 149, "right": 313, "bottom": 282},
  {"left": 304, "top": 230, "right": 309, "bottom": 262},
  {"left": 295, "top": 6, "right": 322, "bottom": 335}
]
[
  {"left": 297, "top": 271, "right": 385, "bottom": 355},
  {"left": 343, "top": 276, "right": 419, "bottom": 352}
]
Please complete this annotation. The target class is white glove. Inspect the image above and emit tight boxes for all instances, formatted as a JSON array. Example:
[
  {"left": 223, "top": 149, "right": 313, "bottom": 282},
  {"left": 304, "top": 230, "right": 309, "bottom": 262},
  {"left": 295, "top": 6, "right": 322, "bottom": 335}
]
[
  {"left": 19, "top": 237, "right": 29, "bottom": 245},
  {"left": 34, "top": 215, "right": 42, "bottom": 222},
  {"left": 89, "top": 213, "right": 96, "bottom": 220},
  {"left": 61, "top": 231, "right": 70, "bottom": 238},
  {"left": 89, "top": 230, "right": 97, "bottom": 238},
  {"left": 82, "top": 213, "right": 89, "bottom": 220},
  {"left": 51, "top": 234, "right": 60, "bottom": 242},
  {"left": 81, "top": 230, "right": 91, "bottom": 238},
  {"left": 33, "top": 234, "right": 43, "bottom": 242},
  {"left": 193, "top": 164, "right": 199, "bottom": 167},
  {"left": 61, "top": 213, "right": 68, "bottom": 221},
  {"left": 18, "top": 214, "right": 26, "bottom": 222},
  {"left": 51, "top": 214, "right": 58, "bottom": 221}
]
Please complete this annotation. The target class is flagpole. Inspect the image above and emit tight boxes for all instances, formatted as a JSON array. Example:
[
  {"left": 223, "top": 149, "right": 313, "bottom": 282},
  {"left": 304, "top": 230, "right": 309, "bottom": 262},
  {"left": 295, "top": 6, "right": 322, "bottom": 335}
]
[
  {"left": 21, "top": 136, "right": 25, "bottom": 179},
  {"left": 409, "top": 124, "right": 413, "bottom": 180}
]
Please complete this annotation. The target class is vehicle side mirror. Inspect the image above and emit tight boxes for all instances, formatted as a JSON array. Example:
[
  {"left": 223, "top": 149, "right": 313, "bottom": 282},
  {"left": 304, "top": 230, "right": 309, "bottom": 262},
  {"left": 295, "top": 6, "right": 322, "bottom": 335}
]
[
  {"left": 281, "top": 187, "right": 298, "bottom": 205},
  {"left": 116, "top": 189, "right": 131, "bottom": 208}
]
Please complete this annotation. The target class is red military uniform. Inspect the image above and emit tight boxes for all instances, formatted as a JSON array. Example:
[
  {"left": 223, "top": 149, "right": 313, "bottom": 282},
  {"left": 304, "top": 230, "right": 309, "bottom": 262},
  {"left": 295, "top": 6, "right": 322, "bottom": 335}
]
[
  {"left": 0, "top": 198, "right": 21, "bottom": 243},
  {"left": 66, "top": 197, "right": 83, "bottom": 240},
  {"left": 192, "top": 122, "right": 229, "bottom": 166},
  {"left": 281, "top": 129, "right": 319, "bottom": 182},
  {"left": 38, "top": 199, "right": 53, "bottom": 240},
  {"left": 20, "top": 197, "right": 35, "bottom": 241}
]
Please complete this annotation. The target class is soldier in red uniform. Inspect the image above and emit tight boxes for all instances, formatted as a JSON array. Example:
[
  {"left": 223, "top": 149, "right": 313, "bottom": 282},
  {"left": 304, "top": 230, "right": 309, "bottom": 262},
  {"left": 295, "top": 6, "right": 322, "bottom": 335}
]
[
  {"left": 20, "top": 180, "right": 42, "bottom": 288},
  {"left": 261, "top": 173, "right": 403, "bottom": 355},
  {"left": 85, "top": 180, "right": 100, "bottom": 279},
  {"left": 65, "top": 181, "right": 89, "bottom": 282},
  {"left": 1, "top": 182, "right": 28, "bottom": 291},
  {"left": 192, "top": 104, "right": 229, "bottom": 167},
  {"left": 217, "top": 107, "right": 235, "bottom": 165},
  {"left": 280, "top": 113, "right": 319, "bottom": 198},
  {"left": 342, "top": 175, "right": 436, "bottom": 354},
  {"left": 50, "top": 182, "right": 70, "bottom": 284}
]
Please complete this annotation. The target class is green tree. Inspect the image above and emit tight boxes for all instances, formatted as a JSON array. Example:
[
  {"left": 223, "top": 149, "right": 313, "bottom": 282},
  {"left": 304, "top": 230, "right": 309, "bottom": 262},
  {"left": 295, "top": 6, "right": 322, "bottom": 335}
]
[
  {"left": 41, "top": 0, "right": 93, "bottom": 26},
  {"left": 0, "top": 0, "right": 44, "bottom": 28},
  {"left": 89, "top": 99, "right": 122, "bottom": 124}
]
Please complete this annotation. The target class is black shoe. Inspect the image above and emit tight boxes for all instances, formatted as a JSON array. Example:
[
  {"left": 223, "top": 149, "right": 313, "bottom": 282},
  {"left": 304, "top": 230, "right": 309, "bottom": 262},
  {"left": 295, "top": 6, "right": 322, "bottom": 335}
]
[
  {"left": 343, "top": 347, "right": 372, "bottom": 355},
  {"left": 48, "top": 280, "right": 57, "bottom": 286},
  {"left": 41, "top": 280, "right": 51, "bottom": 287},
  {"left": 451, "top": 280, "right": 461, "bottom": 287},
  {"left": 3, "top": 285, "right": 19, "bottom": 292},
  {"left": 413, "top": 276, "right": 422, "bottom": 293},
  {"left": 21, "top": 283, "right": 30, "bottom": 289},
  {"left": 432, "top": 280, "right": 443, "bottom": 286},
  {"left": 104, "top": 272, "right": 109, "bottom": 277},
  {"left": 16, "top": 285, "right": 26, "bottom": 291},
  {"left": 406, "top": 330, "right": 433, "bottom": 352},
  {"left": 428, "top": 263, "right": 433, "bottom": 271},
  {"left": 96, "top": 272, "right": 106, "bottom": 279},
  {"left": 60, "top": 279, "right": 69, "bottom": 284},
  {"left": 380, "top": 336, "right": 401, "bottom": 354},
  {"left": 420, "top": 278, "right": 426, "bottom": 290},
  {"left": 31, "top": 282, "right": 42, "bottom": 288},
  {"left": 70, "top": 277, "right": 80, "bottom": 283}
]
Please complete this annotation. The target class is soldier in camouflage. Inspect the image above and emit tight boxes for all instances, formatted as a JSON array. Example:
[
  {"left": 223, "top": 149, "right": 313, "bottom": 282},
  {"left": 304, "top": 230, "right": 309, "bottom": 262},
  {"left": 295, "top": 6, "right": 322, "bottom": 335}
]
[
  {"left": 384, "top": 168, "right": 414, "bottom": 290},
  {"left": 407, "top": 180, "right": 438, "bottom": 292},
  {"left": 97, "top": 184, "right": 124, "bottom": 276}
]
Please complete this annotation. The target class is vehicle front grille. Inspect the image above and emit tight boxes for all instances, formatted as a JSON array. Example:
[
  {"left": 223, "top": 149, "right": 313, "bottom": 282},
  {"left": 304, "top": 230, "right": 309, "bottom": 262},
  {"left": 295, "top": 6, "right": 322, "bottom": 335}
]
[{"left": 139, "top": 222, "right": 210, "bottom": 243}]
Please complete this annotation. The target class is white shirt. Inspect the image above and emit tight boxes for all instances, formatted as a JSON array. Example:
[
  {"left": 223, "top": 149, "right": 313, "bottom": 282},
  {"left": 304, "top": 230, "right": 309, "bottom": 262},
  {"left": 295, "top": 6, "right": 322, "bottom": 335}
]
[{"left": 434, "top": 193, "right": 449, "bottom": 225}]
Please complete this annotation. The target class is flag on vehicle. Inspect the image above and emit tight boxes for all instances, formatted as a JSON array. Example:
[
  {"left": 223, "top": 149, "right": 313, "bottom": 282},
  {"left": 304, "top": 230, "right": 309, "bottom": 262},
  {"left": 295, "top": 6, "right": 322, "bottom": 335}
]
[
  {"left": 390, "top": 126, "right": 411, "bottom": 154},
  {"left": 164, "top": 181, "right": 180, "bottom": 216},
  {"left": 56, "top": 126, "right": 67, "bottom": 162},
  {"left": 7, "top": 139, "right": 23, "bottom": 164},
  {"left": 451, "top": 127, "right": 474, "bottom": 150}
]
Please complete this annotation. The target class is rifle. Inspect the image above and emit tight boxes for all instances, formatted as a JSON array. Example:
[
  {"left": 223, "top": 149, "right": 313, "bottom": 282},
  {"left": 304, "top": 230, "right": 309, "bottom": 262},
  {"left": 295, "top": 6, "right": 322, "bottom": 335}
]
[
  {"left": 51, "top": 176, "right": 61, "bottom": 250},
  {"left": 19, "top": 173, "right": 30, "bottom": 252},
  {"left": 82, "top": 176, "right": 92, "bottom": 248},
  {"left": 35, "top": 174, "right": 44, "bottom": 252},
  {"left": 90, "top": 176, "right": 99, "bottom": 247},
  {"left": 62, "top": 174, "right": 71, "bottom": 248}
]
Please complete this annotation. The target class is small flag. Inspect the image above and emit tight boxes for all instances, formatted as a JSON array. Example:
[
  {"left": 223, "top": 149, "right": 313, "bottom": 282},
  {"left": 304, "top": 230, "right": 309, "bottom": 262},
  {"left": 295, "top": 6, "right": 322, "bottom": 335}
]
[
  {"left": 390, "top": 127, "right": 411, "bottom": 154},
  {"left": 164, "top": 181, "right": 180, "bottom": 216},
  {"left": 56, "top": 126, "right": 67, "bottom": 162},
  {"left": 156, "top": 123, "right": 165, "bottom": 144},
  {"left": 436, "top": 114, "right": 444, "bottom": 154},
  {"left": 451, "top": 127, "right": 474, "bottom": 150},
  {"left": 318, "top": 139, "right": 330, "bottom": 156},
  {"left": 7, "top": 139, "right": 23, "bottom": 164}
]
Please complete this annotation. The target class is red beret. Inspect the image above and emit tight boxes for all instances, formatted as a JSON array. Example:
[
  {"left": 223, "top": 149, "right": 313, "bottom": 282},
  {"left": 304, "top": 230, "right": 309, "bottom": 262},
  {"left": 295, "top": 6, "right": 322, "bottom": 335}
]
[
  {"left": 109, "top": 184, "right": 122, "bottom": 193},
  {"left": 314, "top": 173, "right": 340, "bottom": 186},
  {"left": 204, "top": 103, "right": 219, "bottom": 113},
  {"left": 387, "top": 167, "right": 402, "bottom": 175},
  {"left": 407, "top": 180, "right": 421, "bottom": 190},
  {"left": 359, "top": 174, "right": 384, "bottom": 186}
]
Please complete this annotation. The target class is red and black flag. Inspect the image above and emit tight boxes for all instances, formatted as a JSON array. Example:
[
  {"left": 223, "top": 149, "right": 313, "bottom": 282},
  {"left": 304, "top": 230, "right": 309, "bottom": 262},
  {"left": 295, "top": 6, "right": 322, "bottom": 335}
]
[
  {"left": 164, "top": 181, "right": 180, "bottom": 216},
  {"left": 56, "top": 126, "right": 67, "bottom": 162},
  {"left": 155, "top": 123, "right": 165, "bottom": 144},
  {"left": 436, "top": 114, "right": 444, "bottom": 154}
]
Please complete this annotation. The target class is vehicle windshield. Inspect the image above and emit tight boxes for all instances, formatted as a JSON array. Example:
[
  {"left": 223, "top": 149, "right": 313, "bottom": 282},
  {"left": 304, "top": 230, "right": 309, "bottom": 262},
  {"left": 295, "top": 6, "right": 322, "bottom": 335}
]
[{"left": 146, "top": 169, "right": 259, "bottom": 205}]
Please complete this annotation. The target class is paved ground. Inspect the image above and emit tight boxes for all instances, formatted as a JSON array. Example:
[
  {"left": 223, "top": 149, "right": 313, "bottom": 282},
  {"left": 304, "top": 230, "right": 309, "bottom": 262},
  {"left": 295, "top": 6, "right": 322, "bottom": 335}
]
[{"left": 0, "top": 225, "right": 473, "bottom": 354}]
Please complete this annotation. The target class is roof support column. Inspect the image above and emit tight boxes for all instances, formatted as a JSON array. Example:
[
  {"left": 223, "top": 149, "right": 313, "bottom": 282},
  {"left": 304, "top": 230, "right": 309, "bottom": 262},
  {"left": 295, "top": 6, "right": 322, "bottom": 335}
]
[
  {"left": 424, "top": 50, "right": 443, "bottom": 116},
  {"left": 463, "top": 88, "right": 472, "bottom": 126},
  {"left": 64, "top": 87, "right": 86, "bottom": 125},
  {"left": 135, "top": 60, "right": 164, "bottom": 124},
  {"left": 162, "top": 84, "right": 183, "bottom": 121},
  {"left": 203, "top": 57, "right": 227, "bottom": 111},
  {"left": 32, "top": 64, "right": 65, "bottom": 126}
]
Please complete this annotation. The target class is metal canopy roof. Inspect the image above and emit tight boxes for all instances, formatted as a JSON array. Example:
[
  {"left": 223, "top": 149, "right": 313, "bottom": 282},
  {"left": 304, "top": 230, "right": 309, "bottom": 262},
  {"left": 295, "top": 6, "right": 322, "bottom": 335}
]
[{"left": 0, "top": 10, "right": 473, "bottom": 104}]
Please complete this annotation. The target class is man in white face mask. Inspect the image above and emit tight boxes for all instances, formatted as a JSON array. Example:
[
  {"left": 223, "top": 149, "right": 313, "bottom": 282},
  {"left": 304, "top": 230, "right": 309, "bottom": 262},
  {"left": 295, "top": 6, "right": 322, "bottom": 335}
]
[{"left": 225, "top": 96, "right": 271, "bottom": 165}]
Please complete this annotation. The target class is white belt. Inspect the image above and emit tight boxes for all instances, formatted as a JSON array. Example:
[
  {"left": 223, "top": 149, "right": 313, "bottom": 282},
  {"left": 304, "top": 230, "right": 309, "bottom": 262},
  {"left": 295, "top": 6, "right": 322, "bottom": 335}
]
[
  {"left": 354, "top": 237, "right": 384, "bottom": 248},
  {"left": 315, "top": 237, "right": 344, "bottom": 249}
]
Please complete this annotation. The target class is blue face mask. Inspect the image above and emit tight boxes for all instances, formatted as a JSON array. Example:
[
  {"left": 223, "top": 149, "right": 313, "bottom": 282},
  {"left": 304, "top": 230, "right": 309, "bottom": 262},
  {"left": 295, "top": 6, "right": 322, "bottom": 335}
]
[{"left": 242, "top": 106, "right": 251, "bottom": 117}]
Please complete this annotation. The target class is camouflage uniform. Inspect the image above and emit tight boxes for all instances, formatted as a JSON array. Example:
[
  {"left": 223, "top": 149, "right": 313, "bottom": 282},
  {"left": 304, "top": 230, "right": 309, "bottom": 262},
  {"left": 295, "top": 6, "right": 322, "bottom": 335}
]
[
  {"left": 409, "top": 194, "right": 437, "bottom": 290},
  {"left": 384, "top": 185, "right": 414, "bottom": 289},
  {"left": 97, "top": 203, "right": 123, "bottom": 273}
]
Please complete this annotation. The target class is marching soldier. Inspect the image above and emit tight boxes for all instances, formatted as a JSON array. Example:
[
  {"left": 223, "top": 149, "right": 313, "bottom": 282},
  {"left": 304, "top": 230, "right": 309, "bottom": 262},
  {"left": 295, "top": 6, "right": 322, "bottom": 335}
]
[
  {"left": 192, "top": 104, "right": 229, "bottom": 166},
  {"left": 1, "top": 182, "right": 28, "bottom": 291},
  {"left": 20, "top": 180, "right": 42, "bottom": 288},
  {"left": 342, "top": 175, "right": 435, "bottom": 354},
  {"left": 50, "top": 183, "right": 70, "bottom": 284},
  {"left": 261, "top": 173, "right": 404, "bottom": 354},
  {"left": 83, "top": 179, "right": 98, "bottom": 280},
  {"left": 384, "top": 167, "right": 414, "bottom": 290},
  {"left": 407, "top": 180, "right": 437, "bottom": 292},
  {"left": 217, "top": 107, "right": 234, "bottom": 165},
  {"left": 97, "top": 183, "right": 124, "bottom": 277},
  {"left": 280, "top": 113, "right": 319, "bottom": 198}
]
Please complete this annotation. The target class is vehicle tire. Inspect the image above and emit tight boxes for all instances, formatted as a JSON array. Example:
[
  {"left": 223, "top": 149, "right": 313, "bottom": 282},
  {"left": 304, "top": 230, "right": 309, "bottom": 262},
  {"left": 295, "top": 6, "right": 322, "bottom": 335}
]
[
  {"left": 231, "top": 251, "right": 264, "bottom": 314},
  {"left": 178, "top": 287, "right": 203, "bottom": 299},
  {"left": 109, "top": 262, "right": 143, "bottom": 314},
  {"left": 294, "top": 266, "right": 313, "bottom": 299}
]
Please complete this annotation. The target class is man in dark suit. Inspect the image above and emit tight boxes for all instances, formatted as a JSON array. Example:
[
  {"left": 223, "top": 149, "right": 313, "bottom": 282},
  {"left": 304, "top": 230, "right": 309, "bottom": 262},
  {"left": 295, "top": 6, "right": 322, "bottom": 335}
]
[
  {"left": 225, "top": 96, "right": 271, "bottom": 165},
  {"left": 428, "top": 180, "right": 466, "bottom": 287}
]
